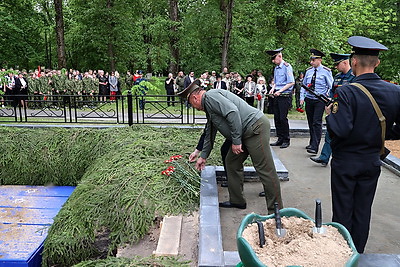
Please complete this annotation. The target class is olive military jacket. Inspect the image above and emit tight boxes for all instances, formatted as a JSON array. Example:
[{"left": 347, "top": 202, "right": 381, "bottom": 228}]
[{"left": 200, "top": 89, "right": 263, "bottom": 159}]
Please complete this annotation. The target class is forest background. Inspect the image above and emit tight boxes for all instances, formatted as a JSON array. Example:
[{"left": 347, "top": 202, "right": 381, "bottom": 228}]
[{"left": 0, "top": 0, "right": 399, "bottom": 82}]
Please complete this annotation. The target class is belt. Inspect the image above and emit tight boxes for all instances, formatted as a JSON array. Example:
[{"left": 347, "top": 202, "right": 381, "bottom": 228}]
[{"left": 275, "top": 92, "right": 291, "bottom": 97}]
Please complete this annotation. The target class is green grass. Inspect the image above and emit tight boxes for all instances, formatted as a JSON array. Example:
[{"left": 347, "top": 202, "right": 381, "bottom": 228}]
[{"left": 73, "top": 256, "right": 190, "bottom": 266}]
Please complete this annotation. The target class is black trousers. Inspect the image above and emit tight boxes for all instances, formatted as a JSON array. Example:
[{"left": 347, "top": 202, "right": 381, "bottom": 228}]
[
  {"left": 273, "top": 96, "right": 291, "bottom": 143},
  {"left": 166, "top": 88, "right": 175, "bottom": 106},
  {"left": 331, "top": 157, "right": 381, "bottom": 253},
  {"left": 245, "top": 97, "right": 254, "bottom": 107},
  {"left": 295, "top": 90, "right": 301, "bottom": 108},
  {"left": 305, "top": 98, "right": 325, "bottom": 152}
]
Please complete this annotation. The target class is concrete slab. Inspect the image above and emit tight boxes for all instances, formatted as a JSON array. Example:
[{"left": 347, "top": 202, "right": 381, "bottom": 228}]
[
  {"left": 154, "top": 215, "right": 182, "bottom": 256},
  {"left": 198, "top": 167, "right": 224, "bottom": 267},
  {"left": 223, "top": 251, "right": 240, "bottom": 267},
  {"left": 198, "top": 225, "right": 224, "bottom": 267}
]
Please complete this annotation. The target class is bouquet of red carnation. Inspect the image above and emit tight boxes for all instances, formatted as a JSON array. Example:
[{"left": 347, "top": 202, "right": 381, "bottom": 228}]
[{"left": 161, "top": 155, "right": 204, "bottom": 197}]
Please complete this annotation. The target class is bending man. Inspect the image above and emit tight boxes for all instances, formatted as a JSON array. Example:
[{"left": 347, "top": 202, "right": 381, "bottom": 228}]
[{"left": 178, "top": 81, "right": 283, "bottom": 214}]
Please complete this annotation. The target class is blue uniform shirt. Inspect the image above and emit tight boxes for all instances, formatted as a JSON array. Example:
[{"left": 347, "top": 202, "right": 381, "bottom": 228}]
[
  {"left": 274, "top": 61, "right": 295, "bottom": 93},
  {"left": 301, "top": 65, "right": 333, "bottom": 100}
]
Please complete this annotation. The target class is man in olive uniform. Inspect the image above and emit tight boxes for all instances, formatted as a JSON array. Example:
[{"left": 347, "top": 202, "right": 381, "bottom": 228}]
[
  {"left": 326, "top": 36, "right": 400, "bottom": 253},
  {"left": 310, "top": 53, "right": 355, "bottom": 166},
  {"left": 178, "top": 81, "right": 283, "bottom": 214},
  {"left": 175, "top": 71, "right": 185, "bottom": 93}
]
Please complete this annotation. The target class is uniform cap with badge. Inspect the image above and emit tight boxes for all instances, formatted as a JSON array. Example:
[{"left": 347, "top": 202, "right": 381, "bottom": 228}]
[
  {"left": 177, "top": 79, "right": 201, "bottom": 99},
  {"left": 266, "top": 48, "right": 283, "bottom": 60},
  {"left": 330, "top": 53, "right": 351, "bottom": 66},
  {"left": 331, "top": 36, "right": 389, "bottom": 115},
  {"left": 310, "top": 49, "right": 325, "bottom": 59},
  {"left": 348, "top": 36, "right": 388, "bottom": 56}
]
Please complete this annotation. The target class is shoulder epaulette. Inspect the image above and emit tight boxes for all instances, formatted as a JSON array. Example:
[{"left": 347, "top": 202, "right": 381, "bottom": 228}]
[
  {"left": 323, "top": 66, "right": 331, "bottom": 71},
  {"left": 306, "top": 66, "right": 312, "bottom": 71},
  {"left": 283, "top": 62, "right": 289, "bottom": 67}
]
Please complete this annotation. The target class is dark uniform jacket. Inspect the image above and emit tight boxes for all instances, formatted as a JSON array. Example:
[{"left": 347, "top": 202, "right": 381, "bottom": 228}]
[
  {"left": 326, "top": 73, "right": 400, "bottom": 160},
  {"left": 331, "top": 69, "right": 355, "bottom": 96}
]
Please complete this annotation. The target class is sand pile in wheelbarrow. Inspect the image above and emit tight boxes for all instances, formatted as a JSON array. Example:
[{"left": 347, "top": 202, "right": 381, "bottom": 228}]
[{"left": 242, "top": 216, "right": 352, "bottom": 267}]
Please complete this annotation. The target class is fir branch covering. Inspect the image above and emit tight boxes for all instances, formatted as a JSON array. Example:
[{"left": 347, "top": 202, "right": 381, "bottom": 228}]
[{"left": 0, "top": 126, "right": 222, "bottom": 266}]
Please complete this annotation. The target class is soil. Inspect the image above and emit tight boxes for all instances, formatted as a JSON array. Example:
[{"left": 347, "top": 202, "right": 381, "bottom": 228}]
[{"left": 242, "top": 216, "right": 353, "bottom": 267}]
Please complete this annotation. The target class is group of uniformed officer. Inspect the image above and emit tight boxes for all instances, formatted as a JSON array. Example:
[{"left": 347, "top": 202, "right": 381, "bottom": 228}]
[
  {"left": 27, "top": 73, "right": 99, "bottom": 96},
  {"left": 268, "top": 36, "right": 400, "bottom": 253}
]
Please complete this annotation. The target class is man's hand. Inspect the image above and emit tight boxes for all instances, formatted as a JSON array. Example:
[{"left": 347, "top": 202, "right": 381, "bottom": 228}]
[
  {"left": 268, "top": 88, "right": 274, "bottom": 95},
  {"left": 195, "top": 157, "right": 207, "bottom": 171},
  {"left": 189, "top": 149, "right": 201, "bottom": 162},
  {"left": 274, "top": 91, "right": 281, "bottom": 97},
  {"left": 231, "top": 144, "right": 244, "bottom": 154},
  {"left": 300, "top": 100, "right": 304, "bottom": 106},
  {"left": 325, "top": 103, "right": 333, "bottom": 115}
]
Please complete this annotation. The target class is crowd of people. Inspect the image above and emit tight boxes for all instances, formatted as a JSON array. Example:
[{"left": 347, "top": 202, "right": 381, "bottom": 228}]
[
  {"left": 0, "top": 68, "right": 148, "bottom": 108},
  {"left": 2, "top": 65, "right": 305, "bottom": 113},
  {"left": 164, "top": 67, "right": 298, "bottom": 113}
]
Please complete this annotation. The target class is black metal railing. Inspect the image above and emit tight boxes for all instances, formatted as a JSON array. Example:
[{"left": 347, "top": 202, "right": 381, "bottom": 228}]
[{"left": 0, "top": 93, "right": 206, "bottom": 125}]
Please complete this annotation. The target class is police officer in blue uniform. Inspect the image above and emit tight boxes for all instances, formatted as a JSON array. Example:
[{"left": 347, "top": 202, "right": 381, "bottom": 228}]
[
  {"left": 310, "top": 53, "right": 355, "bottom": 166},
  {"left": 326, "top": 36, "right": 400, "bottom": 253},
  {"left": 301, "top": 49, "right": 334, "bottom": 154},
  {"left": 267, "top": 48, "right": 295, "bottom": 149}
]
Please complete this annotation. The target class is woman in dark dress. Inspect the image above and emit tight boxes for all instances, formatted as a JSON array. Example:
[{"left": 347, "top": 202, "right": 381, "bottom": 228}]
[
  {"left": 14, "top": 72, "right": 28, "bottom": 108},
  {"left": 232, "top": 75, "right": 245, "bottom": 99}
]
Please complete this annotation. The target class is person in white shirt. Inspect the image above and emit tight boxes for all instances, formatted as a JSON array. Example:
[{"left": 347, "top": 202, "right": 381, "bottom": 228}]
[{"left": 255, "top": 77, "right": 267, "bottom": 111}]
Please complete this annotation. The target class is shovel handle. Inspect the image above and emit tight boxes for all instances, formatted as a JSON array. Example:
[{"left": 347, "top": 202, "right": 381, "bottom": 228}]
[
  {"left": 274, "top": 202, "right": 282, "bottom": 230},
  {"left": 256, "top": 221, "right": 266, "bottom": 247},
  {"left": 315, "top": 199, "right": 322, "bottom": 228}
]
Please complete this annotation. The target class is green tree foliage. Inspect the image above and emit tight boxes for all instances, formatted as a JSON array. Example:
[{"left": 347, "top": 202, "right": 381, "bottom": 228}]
[
  {"left": 0, "top": 0, "right": 399, "bottom": 81},
  {"left": 0, "top": 0, "right": 45, "bottom": 70}
]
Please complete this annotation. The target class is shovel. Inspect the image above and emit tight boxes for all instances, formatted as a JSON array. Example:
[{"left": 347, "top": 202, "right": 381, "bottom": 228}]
[
  {"left": 256, "top": 220, "right": 266, "bottom": 247},
  {"left": 312, "top": 199, "right": 327, "bottom": 234},
  {"left": 274, "top": 202, "right": 286, "bottom": 238}
]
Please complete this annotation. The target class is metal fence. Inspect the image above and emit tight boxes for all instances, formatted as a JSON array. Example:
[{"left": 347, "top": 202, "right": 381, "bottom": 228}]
[{"left": 0, "top": 93, "right": 206, "bottom": 125}]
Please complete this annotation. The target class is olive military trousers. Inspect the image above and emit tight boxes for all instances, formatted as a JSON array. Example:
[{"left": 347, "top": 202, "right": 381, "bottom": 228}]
[{"left": 225, "top": 115, "right": 283, "bottom": 214}]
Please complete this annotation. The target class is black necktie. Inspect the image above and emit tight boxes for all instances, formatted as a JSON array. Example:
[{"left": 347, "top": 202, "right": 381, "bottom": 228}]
[{"left": 311, "top": 68, "right": 317, "bottom": 89}]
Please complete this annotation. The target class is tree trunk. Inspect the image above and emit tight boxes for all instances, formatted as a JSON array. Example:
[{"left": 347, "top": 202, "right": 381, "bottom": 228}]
[
  {"left": 276, "top": 0, "right": 286, "bottom": 36},
  {"left": 54, "top": 0, "right": 66, "bottom": 69},
  {"left": 168, "top": 0, "right": 180, "bottom": 75},
  {"left": 107, "top": 0, "right": 116, "bottom": 72},
  {"left": 45, "top": 30, "right": 49, "bottom": 68},
  {"left": 221, "top": 0, "right": 234, "bottom": 70},
  {"left": 142, "top": 15, "right": 152, "bottom": 74}
]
